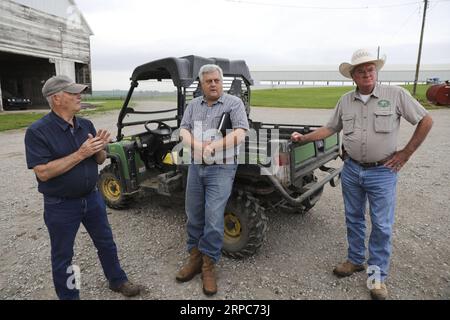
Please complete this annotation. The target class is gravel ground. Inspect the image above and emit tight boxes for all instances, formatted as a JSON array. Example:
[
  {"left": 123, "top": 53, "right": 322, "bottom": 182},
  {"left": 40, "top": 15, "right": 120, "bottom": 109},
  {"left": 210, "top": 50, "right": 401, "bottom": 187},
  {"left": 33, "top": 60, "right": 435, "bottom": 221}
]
[{"left": 0, "top": 106, "right": 449, "bottom": 300}]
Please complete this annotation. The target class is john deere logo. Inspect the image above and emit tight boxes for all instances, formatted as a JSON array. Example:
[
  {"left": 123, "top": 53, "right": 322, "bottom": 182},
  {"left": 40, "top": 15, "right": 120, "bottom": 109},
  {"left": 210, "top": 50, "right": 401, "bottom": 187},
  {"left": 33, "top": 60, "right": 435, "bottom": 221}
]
[{"left": 378, "top": 100, "right": 391, "bottom": 108}]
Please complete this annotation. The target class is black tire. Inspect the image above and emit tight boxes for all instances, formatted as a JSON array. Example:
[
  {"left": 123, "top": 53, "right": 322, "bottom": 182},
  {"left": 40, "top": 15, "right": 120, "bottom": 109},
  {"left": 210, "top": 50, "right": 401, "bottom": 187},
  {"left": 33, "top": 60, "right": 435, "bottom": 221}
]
[
  {"left": 222, "top": 192, "right": 268, "bottom": 259},
  {"left": 98, "top": 164, "right": 133, "bottom": 209}
]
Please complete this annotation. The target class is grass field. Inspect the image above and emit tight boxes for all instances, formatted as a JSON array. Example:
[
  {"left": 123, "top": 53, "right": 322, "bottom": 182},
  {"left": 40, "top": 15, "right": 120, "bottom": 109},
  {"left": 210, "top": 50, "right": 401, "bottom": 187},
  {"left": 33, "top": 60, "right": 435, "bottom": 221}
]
[
  {"left": 80, "top": 99, "right": 124, "bottom": 114},
  {"left": 0, "top": 100, "right": 123, "bottom": 132},
  {"left": 0, "top": 84, "right": 439, "bottom": 131},
  {"left": 251, "top": 84, "right": 434, "bottom": 109},
  {"left": 0, "top": 113, "right": 46, "bottom": 132}
]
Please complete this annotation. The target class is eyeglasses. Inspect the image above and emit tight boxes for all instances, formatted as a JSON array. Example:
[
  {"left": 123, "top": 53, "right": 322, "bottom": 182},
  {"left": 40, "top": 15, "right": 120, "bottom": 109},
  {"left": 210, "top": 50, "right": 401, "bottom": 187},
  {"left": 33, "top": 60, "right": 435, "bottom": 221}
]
[
  {"left": 353, "top": 68, "right": 377, "bottom": 76},
  {"left": 204, "top": 79, "right": 222, "bottom": 85}
]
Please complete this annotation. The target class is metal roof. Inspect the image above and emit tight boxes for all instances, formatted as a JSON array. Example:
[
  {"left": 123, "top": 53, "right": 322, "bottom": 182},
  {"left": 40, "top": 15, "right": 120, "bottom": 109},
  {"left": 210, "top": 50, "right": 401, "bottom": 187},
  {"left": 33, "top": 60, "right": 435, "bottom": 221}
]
[{"left": 131, "top": 55, "right": 254, "bottom": 87}]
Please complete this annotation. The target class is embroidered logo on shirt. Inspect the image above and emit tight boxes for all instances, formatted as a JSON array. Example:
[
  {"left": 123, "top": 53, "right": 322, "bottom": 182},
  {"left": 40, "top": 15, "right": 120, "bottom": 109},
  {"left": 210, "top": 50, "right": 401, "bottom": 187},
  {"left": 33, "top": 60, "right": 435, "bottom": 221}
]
[{"left": 378, "top": 100, "right": 391, "bottom": 108}]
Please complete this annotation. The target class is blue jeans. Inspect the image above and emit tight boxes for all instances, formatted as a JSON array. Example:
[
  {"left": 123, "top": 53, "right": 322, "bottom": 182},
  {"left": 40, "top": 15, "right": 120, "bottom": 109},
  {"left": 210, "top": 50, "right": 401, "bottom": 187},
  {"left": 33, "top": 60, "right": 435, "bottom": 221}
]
[
  {"left": 185, "top": 164, "right": 238, "bottom": 263},
  {"left": 341, "top": 158, "right": 398, "bottom": 281},
  {"left": 43, "top": 189, "right": 127, "bottom": 300}
]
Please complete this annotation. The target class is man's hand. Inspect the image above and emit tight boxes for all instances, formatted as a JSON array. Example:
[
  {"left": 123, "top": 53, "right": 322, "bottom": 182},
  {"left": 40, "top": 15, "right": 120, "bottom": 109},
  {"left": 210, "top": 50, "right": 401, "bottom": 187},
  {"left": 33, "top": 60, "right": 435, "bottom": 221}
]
[
  {"left": 32, "top": 130, "right": 112, "bottom": 182},
  {"left": 96, "top": 129, "right": 112, "bottom": 148},
  {"left": 93, "top": 129, "right": 112, "bottom": 164},
  {"left": 78, "top": 134, "right": 105, "bottom": 160},
  {"left": 202, "top": 143, "right": 215, "bottom": 164},
  {"left": 384, "top": 149, "right": 411, "bottom": 172},
  {"left": 291, "top": 131, "right": 304, "bottom": 142},
  {"left": 384, "top": 114, "right": 433, "bottom": 173}
]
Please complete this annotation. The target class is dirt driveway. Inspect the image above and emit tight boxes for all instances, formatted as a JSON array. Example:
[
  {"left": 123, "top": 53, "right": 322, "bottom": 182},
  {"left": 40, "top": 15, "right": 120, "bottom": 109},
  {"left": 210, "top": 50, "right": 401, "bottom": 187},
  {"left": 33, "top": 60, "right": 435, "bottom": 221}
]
[{"left": 0, "top": 106, "right": 449, "bottom": 300}]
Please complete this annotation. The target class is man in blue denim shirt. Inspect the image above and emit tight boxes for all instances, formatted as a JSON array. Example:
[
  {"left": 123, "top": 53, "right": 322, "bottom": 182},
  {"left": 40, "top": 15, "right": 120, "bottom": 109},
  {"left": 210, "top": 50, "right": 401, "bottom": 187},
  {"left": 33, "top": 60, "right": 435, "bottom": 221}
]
[
  {"left": 291, "top": 49, "right": 433, "bottom": 300},
  {"left": 176, "top": 65, "right": 249, "bottom": 296},
  {"left": 25, "top": 75, "right": 141, "bottom": 299}
]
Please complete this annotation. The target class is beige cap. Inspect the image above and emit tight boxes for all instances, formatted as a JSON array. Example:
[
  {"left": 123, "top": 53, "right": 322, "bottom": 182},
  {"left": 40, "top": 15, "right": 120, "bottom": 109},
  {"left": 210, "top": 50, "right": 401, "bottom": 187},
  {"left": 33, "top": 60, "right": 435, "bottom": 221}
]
[{"left": 42, "top": 75, "right": 88, "bottom": 97}]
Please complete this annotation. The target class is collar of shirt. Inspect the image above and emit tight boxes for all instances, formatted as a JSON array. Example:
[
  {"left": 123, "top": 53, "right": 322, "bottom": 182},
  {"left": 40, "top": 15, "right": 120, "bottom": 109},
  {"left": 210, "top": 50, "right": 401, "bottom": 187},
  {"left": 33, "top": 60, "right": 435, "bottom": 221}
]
[
  {"left": 353, "top": 84, "right": 380, "bottom": 102},
  {"left": 49, "top": 111, "right": 81, "bottom": 132},
  {"left": 201, "top": 94, "right": 225, "bottom": 107}
]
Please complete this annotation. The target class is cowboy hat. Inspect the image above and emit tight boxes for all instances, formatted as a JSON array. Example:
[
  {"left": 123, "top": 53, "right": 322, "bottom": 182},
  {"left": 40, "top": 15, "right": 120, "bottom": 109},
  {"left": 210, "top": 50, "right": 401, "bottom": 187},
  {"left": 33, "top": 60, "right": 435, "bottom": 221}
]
[{"left": 339, "top": 48, "right": 386, "bottom": 79}]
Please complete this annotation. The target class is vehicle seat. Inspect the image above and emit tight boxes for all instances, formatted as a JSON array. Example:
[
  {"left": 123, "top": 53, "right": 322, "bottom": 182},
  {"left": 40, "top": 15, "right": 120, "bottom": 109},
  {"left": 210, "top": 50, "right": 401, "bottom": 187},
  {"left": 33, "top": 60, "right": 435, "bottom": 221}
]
[
  {"left": 193, "top": 82, "right": 203, "bottom": 98},
  {"left": 228, "top": 79, "right": 242, "bottom": 97},
  {"left": 228, "top": 79, "right": 250, "bottom": 116}
]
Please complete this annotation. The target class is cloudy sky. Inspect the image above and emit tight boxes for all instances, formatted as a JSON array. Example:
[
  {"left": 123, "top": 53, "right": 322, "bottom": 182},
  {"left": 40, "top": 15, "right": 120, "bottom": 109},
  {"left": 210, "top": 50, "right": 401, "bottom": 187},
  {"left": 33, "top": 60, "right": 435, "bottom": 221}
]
[{"left": 75, "top": 0, "right": 450, "bottom": 90}]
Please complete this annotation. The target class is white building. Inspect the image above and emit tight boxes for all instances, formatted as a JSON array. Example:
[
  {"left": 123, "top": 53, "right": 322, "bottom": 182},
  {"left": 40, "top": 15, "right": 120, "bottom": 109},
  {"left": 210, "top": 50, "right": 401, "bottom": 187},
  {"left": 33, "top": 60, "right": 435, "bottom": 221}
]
[
  {"left": 250, "top": 64, "right": 450, "bottom": 89},
  {"left": 0, "top": 0, "right": 92, "bottom": 109}
]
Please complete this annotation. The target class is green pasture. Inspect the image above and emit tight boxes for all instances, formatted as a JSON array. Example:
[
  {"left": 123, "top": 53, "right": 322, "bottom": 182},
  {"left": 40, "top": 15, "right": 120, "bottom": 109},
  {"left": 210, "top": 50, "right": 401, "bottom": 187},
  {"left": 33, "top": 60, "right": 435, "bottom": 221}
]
[
  {"left": 0, "top": 84, "right": 438, "bottom": 132},
  {"left": 251, "top": 84, "right": 433, "bottom": 109}
]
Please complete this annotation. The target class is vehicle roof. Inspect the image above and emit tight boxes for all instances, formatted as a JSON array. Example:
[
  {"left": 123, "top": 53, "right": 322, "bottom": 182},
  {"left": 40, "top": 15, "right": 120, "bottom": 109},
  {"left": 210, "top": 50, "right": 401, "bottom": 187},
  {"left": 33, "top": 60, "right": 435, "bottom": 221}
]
[{"left": 130, "top": 55, "right": 254, "bottom": 87}]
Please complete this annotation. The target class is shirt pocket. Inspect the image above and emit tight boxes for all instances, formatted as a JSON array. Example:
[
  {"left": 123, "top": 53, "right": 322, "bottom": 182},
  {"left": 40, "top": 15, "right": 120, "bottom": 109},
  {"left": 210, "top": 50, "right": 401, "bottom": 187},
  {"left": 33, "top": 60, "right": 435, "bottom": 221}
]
[
  {"left": 374, "top": 110, "right": 395, "bottom": 133},
  {"left": 191, "top": 114, "right": 205, "bottom": 125},
  {"left": 213, "top": 115, "right": 223, "bottom": 129},
  {"left": 342, "top": 114, "right": 355, "bottom": 135}
]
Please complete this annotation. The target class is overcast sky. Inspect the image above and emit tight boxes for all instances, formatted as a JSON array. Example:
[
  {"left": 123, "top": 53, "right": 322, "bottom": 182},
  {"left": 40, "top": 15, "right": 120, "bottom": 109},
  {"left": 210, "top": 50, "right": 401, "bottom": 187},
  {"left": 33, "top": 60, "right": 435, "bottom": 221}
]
[{"left": 75, "top": 0, "right": 450, "bottom": 90}]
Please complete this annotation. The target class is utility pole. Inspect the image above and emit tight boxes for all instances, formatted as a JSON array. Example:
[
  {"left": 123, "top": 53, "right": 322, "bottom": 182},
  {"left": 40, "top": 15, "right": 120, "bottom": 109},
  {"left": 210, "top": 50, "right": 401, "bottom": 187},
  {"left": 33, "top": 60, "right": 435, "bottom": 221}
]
[
  {"left": 413, "top": 0, "right": 428, "bottom": 96},
  {"left": 0, "top": 79, "right": 3, "bottom": 112}
]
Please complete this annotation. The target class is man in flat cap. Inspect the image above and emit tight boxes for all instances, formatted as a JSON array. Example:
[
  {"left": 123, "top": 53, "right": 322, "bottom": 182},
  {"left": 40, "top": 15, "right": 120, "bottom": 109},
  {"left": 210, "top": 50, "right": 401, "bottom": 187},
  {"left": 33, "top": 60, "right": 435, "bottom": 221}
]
[
  {"left": 25, "top": 75, "right": 141, "bottom": 299},
  {"left": 291, "top": 49, "right": 433, "bottom": 299}
]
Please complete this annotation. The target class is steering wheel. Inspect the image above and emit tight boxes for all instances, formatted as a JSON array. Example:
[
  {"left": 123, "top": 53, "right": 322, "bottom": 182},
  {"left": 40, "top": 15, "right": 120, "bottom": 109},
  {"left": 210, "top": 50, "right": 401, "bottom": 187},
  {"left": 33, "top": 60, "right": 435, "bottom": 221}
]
[{"left": 144, "top": 120, "right": 173, "bottom": 136}]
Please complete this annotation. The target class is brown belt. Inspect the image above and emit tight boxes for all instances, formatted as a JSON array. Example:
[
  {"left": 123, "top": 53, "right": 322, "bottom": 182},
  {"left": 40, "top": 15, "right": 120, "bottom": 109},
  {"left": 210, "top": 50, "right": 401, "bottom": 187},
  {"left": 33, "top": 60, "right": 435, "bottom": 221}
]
[{"left": 349, "top": 157, "right": 390, "bottom": 168}]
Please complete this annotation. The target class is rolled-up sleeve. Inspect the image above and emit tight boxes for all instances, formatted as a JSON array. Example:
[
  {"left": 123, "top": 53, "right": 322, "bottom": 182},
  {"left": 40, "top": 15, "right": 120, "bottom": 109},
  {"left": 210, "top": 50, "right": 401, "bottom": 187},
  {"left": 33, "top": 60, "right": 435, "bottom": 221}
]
[
  {"left": 396, "top": 87, "right": 429, "bottom": 125},
  {"left": 180, "top": 103, "right": 193, "bottom": 131},
  {"left": 325, "top": 100, "right": 343, "bottom": 133},
  {"left": 25, "top": 128, "right": 52, "bottom": 169},
  {"left": 230, "top": 99, "right": 249, "bottom": 130}
]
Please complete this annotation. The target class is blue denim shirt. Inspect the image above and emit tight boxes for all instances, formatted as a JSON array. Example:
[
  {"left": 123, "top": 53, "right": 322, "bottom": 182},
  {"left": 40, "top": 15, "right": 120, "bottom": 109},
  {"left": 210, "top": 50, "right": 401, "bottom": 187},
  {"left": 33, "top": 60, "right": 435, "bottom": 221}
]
[{"left": 25, "top": 111, "right": 99, "bottom": 198}]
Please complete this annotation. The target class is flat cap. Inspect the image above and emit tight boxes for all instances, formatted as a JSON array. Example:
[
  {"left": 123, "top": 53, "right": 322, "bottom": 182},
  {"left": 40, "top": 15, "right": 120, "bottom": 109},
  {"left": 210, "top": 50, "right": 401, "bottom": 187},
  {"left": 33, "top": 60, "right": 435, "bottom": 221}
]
[{"left": 42, "top": 75, "right": 88, "bottom": 97}]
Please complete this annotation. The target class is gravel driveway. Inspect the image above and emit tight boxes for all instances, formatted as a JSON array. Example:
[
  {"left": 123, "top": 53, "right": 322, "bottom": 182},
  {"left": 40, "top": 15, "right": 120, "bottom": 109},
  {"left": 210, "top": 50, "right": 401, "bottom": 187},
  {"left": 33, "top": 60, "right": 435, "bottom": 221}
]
[{"left": 0, "top": 106, "right": 449, "bottom": 300}]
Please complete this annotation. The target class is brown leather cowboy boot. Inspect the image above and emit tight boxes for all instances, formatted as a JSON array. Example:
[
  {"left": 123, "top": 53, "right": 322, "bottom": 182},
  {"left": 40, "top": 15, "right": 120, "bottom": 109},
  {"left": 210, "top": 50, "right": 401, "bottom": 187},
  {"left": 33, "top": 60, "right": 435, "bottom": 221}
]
[
  {"left": 333, "top": 260, "right": 366, "bottom": 277},
  {"left": 201, "top": 255, "right": 217, "bottom": 296},
  {"left": 176, "top": 247, "right": 203, "bottom": 282},
  {"left": 370, "top": 282, "right": 388, "bottom": 300},
  {"left": 109, "top": 280, "right": 141, "bottom": 297}
]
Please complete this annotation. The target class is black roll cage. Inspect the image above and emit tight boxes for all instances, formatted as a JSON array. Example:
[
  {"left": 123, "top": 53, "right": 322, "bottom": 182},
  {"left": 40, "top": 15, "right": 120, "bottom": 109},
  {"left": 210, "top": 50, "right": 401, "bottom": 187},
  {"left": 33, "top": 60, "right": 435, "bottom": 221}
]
[{"left": 116, "top": 55, "right": 254, "bottom": 141}]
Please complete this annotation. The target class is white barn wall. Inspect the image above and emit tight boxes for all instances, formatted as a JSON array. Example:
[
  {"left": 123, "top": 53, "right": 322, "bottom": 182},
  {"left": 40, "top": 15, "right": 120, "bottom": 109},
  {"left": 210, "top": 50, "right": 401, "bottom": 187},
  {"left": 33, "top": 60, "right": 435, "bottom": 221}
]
[
  {"left": 0, "top": 0, "right": 92, "bottom": 63},
  {"left": 0, "top": 0, "right": 92, "bottom": 109},
  {"left": 13, "top": 0, "right": 74, "bottom": 18}
]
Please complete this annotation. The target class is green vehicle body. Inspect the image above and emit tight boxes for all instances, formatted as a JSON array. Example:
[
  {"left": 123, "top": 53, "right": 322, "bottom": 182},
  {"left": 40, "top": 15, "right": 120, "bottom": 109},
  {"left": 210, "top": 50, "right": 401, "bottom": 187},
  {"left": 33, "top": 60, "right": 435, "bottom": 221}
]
[{"left": 98, "top": 55, "right": 342, "bottom": 258}]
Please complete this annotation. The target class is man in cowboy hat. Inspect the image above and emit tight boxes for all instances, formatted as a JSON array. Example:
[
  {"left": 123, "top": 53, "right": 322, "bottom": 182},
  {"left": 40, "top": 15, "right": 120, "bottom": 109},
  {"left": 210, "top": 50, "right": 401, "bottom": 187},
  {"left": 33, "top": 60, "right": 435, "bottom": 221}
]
[
  {"left": 291, "top": 48, "right": 433, "bottom": 300},
  {"left": 25, "top": 75, "right": 141, "bottom": 299}
]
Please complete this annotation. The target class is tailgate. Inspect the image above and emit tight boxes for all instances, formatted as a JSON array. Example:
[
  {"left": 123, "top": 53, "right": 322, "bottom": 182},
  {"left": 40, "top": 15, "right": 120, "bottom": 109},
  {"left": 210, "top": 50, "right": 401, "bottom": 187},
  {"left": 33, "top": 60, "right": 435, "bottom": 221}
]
[
  {"left": 250, "top": 122, "right": 340, "bottom": 185},
  {"left": 290, "top": 133, "right": 340, "bottom": 184}
]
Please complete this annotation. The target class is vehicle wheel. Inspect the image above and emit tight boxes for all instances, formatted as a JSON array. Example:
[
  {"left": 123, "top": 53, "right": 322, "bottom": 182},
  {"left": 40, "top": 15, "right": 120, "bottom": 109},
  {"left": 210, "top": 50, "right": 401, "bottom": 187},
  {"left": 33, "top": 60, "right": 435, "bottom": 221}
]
[
  {"left": 222, "top": 191, "right": 268, "bottom": 259},
  {"left": 98, "top": 164, "right": 132, "bottom": 209}
]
